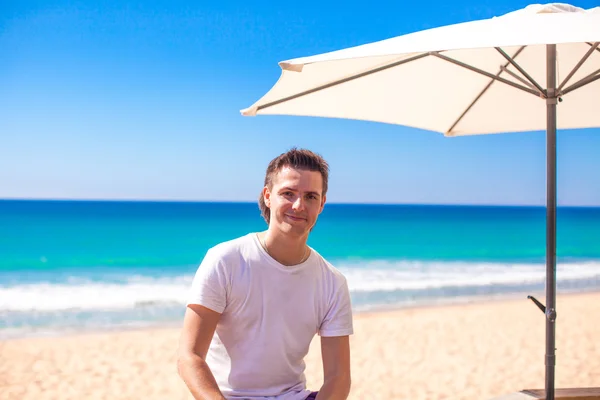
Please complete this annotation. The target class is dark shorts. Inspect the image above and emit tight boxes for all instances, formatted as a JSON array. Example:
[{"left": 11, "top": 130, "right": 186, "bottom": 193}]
[{"left": 306, "top": 392, "right": 318, "bottom": 400}]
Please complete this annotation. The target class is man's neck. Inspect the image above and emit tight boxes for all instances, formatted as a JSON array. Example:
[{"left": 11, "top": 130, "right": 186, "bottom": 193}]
[{"left": 260, "top": 229, "right": 309, "bottom": 266}]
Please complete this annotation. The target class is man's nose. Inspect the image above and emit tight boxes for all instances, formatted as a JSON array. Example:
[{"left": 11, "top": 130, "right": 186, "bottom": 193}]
[{"left": 292, "top": 196, "right": 305, "bottom": 211}]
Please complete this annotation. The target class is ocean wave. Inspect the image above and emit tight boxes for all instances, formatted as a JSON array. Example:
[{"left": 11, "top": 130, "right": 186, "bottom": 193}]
[
  {"left": 0, "top": 276, "right": 193, "bottom": 312},
  {"left": 1, "top": 260, "right": 600, "bottom": 312},
  {"left": 339, "top": 260, "right": 600, "bottom": 292}
]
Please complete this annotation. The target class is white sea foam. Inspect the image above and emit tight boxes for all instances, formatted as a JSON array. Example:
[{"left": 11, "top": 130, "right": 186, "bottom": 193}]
[
  {"left": 1, "top": 260, "right": 599, "bottom": 312},
  {"left": 0, "top": 276, "right": 193, "bottom": 312},
  {"left": 339, "top": 260, "right": 600, "bottom": 292}
]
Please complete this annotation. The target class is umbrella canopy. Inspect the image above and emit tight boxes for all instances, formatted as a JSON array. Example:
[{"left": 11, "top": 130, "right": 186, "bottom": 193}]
[
  {"left": 242, "top": 3, "right": 599, "bottom": 136},
  {"left": 241, "top": 3, "right": 600, "bottom": 399}
]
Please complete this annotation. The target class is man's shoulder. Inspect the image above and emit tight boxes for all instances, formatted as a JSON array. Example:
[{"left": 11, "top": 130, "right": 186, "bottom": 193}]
[
  {"left": 310, "top": 250, "right": 348, "bottom": 283},
  {"left": 207, "top": 233, "right": 256, "bottom": 259}
]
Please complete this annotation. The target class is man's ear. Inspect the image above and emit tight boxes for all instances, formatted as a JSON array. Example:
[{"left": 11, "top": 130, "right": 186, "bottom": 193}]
[
  {"left": 319, "top": 194, "right": 327, "bottom": 213},
  {"left": 262, "top": 186, "right": 271, "bottom": 208}
]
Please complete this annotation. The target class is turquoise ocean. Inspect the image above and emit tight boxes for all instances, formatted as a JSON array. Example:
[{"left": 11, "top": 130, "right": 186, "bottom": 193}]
[{"left": 1, "top": 199, "right": 600, "bottom": 339}]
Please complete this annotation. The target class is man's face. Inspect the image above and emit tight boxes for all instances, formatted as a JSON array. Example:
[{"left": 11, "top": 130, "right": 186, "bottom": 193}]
[{"left": 263, "top": 166, "right": 326, "bottom": 239}]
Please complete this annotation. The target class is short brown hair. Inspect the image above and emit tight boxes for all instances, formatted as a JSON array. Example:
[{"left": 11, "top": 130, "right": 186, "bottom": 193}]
[{"left": 258, "top": 148, "right": 329, "bottom": 224}]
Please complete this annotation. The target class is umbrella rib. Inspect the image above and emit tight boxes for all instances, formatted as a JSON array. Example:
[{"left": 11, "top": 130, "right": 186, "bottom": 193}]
[
  {"left": 495, "top": 47, "right": 545, "bottom": 94},
  {"left": 429, "top": 52, "right": 544, "bottom": 98},
  {"left": 255, "top": 53, "right": 430, "bottom": 112},
  {"left": 446, "top": 46, "right": 526, "bottom": 135},
  {"left": 560, "top": 67, "right": 600, "bottom": 95},
  {"left": 587, "top": 42, "right": 600, "bottom": 54},
  {"left": 499, "top": 65, "right": 538, "bottom": 91},
  {"left": 557, "top": 42, "right": 599, "bottom": 92}
]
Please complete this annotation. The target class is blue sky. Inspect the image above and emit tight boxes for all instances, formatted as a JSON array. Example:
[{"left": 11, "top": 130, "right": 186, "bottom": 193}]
[{"left": 1, "top": 0, "right": 599, "bottom": 206}]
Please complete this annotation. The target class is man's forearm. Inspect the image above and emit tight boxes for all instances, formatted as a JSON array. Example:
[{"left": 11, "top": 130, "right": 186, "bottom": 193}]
[
  {"left": 316, "top": 375, "right": 351, "bottom": 400},
  {"left": 178, "top": 353, "right": 226, "bottom": 400}
]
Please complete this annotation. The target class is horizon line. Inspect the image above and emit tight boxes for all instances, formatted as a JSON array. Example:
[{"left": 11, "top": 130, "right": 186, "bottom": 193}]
[{"left": 1, "top": 197, "right": 598, "bottom": 208}]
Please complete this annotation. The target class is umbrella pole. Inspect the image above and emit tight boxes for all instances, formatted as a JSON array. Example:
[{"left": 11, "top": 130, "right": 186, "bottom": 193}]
[{"left": 545, "top": 43, "right": 558, "bottom": 400}]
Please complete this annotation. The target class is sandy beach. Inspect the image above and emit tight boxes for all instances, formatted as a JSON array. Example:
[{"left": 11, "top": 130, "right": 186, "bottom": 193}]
[{"left": 1, "top": 292, "right": 599, "bottom": 400}]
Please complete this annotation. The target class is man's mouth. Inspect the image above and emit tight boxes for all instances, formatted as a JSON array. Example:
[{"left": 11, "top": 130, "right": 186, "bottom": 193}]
[{"left": 285, "top": 214, "right": 306, "bottom": 221}]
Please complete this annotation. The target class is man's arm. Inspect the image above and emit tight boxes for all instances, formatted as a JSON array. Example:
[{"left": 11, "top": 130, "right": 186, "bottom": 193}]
[
  {"left": 316, "top": 335, "right": 351, "bottom": 400},
  {"left": 177, "top": 304, "right": 226, "bottom": 400}
]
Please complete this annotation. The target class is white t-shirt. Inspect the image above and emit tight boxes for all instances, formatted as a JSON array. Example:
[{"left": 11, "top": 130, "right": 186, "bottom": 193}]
[{"left": 187, "top": 233, "right": 354, "bottom": 400}]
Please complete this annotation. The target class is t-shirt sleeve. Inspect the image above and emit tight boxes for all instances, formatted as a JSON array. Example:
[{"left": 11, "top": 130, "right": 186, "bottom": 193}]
[
  {"left": 319, "top": 277, "right": 354, "bottom": 337},
  {"left": 186, "top": 248, "right": 228, "bottom": 314}
]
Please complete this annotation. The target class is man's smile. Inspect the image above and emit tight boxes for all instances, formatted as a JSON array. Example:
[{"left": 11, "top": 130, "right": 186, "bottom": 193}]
[{"left": 285, "top": 214, "right": 306, "bottom": 221}]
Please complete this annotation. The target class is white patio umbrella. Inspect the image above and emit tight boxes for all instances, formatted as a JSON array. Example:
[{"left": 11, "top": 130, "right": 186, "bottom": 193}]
[{"left": 241, "top": 3, "right": 600, "bottom": 398}]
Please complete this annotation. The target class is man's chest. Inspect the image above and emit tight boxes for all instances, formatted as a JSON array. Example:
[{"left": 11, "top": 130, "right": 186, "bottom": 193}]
[{"left": 224, "top": 267, "right": 328, "bottom": 333}]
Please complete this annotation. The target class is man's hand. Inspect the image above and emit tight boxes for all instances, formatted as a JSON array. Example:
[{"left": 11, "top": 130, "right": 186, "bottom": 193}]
[
  {"left": 316, "top": 335, "right": 351, "bottom": 400},
  {"left": 177, "top": 304, "right": 226, "bottom": 400}
]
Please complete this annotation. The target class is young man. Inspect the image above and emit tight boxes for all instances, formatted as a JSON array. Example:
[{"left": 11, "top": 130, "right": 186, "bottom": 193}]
[{"left": 178, "top": 148, "right": 353, "bottom": 400}]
